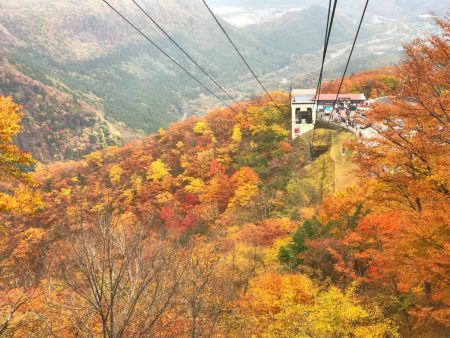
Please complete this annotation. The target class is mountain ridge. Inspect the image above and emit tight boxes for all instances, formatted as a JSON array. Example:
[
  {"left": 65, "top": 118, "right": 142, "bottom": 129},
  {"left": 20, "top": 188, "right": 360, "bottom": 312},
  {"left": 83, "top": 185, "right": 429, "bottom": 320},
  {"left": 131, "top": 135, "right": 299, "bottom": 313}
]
[
  {"left": 0, "top": 0, "right": 442, "bottom": 159},
  {"left": 0, "top": 56, "right": 139, "bottom": 163}
]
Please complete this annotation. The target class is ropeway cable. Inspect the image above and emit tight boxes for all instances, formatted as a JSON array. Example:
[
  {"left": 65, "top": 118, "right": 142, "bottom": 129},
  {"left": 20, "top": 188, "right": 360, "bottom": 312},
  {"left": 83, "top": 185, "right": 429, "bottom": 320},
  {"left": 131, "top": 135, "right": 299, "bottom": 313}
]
[
  {"left": 102, "top": 0, "right": 239, "bottom": 113},
  {"left": 131, "top": 0, "right": 243, "bottom": 109},
  {"left": 317, "top": 0, "right": 370, "bottom": 148}
]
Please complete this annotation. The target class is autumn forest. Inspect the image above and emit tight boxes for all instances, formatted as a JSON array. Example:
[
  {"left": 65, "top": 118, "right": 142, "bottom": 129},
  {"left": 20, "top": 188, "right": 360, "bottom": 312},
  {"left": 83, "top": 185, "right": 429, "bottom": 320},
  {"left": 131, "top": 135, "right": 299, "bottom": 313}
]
[{"left": 0, "top": 4, "right": 449, "bottom": 338}]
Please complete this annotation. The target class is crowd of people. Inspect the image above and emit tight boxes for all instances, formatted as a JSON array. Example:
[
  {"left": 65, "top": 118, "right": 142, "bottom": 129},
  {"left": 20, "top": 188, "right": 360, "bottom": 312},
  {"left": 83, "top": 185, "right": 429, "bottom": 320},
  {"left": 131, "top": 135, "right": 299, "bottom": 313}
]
[{"left": 317, "top": 101, "right": 372, "bottom": 137}]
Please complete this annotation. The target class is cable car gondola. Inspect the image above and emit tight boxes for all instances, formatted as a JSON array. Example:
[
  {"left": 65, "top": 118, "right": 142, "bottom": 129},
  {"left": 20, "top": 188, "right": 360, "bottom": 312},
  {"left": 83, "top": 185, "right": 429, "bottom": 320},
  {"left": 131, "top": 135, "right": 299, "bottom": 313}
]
[{"left": 290, "top": 89, "right": 317, "bottom": 139}]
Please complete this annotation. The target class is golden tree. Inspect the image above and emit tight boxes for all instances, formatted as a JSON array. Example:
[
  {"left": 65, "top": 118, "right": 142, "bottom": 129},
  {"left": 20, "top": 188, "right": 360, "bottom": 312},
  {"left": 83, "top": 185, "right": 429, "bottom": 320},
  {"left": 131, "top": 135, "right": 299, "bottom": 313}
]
[
  {"left": 0, "top": 96, "right": 41, "bottom": 214},
  {"left": 0, "top": 97, "right": 42, "bottom": 335}
]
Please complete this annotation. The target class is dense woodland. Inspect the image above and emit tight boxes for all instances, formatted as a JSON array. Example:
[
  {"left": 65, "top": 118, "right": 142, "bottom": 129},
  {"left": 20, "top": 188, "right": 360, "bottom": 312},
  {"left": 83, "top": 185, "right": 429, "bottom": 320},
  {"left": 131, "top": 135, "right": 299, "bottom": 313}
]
[
  {"left": 0, "top": 57, "right": 125, "bottom": 163},
  {"left": 321, "top": 67, "right": 399, "bottom": 98},
  {"left": 0, "top": 16, "right": 448, "bottom": 338},
  {"left": 2, "top": 0, "right": 420, "bottom": 136}
]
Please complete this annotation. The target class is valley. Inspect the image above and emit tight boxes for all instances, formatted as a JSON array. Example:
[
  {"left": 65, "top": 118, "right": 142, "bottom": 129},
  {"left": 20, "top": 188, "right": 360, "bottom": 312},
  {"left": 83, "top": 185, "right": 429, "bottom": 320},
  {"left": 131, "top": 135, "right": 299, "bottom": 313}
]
[
  {"left": 0, "top": 0, "right": 445, "bottom": 163},
  {"left": 0, "top": 2, "right": 448, "bottom": 336}
]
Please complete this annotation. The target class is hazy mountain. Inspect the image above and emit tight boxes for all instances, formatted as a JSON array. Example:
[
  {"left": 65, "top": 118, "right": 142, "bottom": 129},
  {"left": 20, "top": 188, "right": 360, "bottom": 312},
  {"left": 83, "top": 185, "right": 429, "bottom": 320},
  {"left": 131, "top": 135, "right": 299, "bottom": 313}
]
[
  {"left": 210, "top": 0, "right": 448, "bottom": 15},
  {"left": 1, "top": 0, "right": 296, "bottom": 131},
  {"left": 241, "top": 6, "right": 353, "bottom": 54},
  {"left": 209, "top": 0, "right": 316, "bottom": 9},
  {"left": 0, "top": 56, "right": 129, "bottom": 163},
  {"left": 2, "top": 0, "right": 337, "bottom": 134},
  {"left": 0, "top": 0, "right": 445, "bottom": 161}
]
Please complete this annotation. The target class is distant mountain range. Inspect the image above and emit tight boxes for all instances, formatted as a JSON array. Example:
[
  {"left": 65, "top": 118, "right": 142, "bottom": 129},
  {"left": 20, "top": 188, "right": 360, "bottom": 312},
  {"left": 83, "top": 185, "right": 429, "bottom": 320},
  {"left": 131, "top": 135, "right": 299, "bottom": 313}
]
[
  {"left": 210, "top": 0, "right": 448, "bottom": 15},
  {"left": 0, "top": 0, "right": 446, "bottom": 162}
]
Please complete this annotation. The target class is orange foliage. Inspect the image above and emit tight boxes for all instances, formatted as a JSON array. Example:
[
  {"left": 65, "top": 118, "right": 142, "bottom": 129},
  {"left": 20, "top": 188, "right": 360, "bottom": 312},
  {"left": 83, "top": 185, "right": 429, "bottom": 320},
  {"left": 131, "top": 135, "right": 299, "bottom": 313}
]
[
  {"left": 239, "top": 218, "right": 296, "bottom": 247},
  {"left": 13, "top": 92, "right": 289, "bottom": 238},
  {"left": 324, "top": 17, "right": 450, "bottom": 330},
  {"left": 0, "top": 97, "right": 42, "bottom": 215},
  {"left": 321, "top": 67, "right": 399, "bottom": 98},
  {"left": 228, "top": 167, "right": 261, "bottom": 209}
]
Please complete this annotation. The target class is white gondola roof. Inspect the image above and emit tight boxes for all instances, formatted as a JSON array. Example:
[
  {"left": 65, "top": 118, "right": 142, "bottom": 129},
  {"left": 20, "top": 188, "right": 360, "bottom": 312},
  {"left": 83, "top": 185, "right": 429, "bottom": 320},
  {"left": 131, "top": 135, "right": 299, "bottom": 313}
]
[
  {"left": 292, "top": 95, "right": 315, "bottom": 104},
  {"left": 291, "top": 88, "right": 316, "bottom": 104}
]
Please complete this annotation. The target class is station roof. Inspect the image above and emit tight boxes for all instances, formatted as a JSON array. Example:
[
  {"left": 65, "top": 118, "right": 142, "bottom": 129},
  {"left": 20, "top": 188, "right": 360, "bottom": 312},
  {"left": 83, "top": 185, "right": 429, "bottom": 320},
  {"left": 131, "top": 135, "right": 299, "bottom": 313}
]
[
  {"left": 291, "top": 89, "right": 366, "bottom": 103},
  {"left": 315, "top": 93, "right": 366, "bottom": 101}
]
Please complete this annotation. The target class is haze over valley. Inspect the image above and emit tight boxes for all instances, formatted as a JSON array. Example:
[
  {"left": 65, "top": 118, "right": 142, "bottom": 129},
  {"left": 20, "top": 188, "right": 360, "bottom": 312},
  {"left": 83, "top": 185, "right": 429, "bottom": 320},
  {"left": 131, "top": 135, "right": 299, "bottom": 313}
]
[{"left": 0, "top": 0, "right": 447, "bottom": 161}]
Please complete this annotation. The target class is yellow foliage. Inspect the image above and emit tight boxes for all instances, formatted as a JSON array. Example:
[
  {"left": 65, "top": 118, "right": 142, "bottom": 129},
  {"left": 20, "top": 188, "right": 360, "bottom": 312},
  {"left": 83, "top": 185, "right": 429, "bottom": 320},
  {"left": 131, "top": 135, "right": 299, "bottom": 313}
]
[
  {"left": 123, "top": 189, "right": 134, "bottom": 203},
  {"left": 271, "top": 123, "right": 289, "bottom": 137},
  {"left": 131, "top": 174, "right": 143, "bottom": 192},
  {"left": 250, "top": 122, "right": 268, "bottom": 135},
  {"left": 306, "top": 286, "right": 399, "bottom": 338},
  {"left": 84, "top": 151, "right": 103, "bottom": 168},
  {"left": 199, "top": 174, "right": 215, "bottom": 194},
  {"left": 60, "top": 188, "right": 72, "bottom": 197},
  {"left": 299, "top": 207, "right": 316, "bottom": 220},
  {"left": 157, "top": 128, "right": 167, "bottom": 142},
  {"left": 0, "top": 185, "right": 43, "bottom": 214},
  {"left": 12, "top": 227, "right": 46, "bottom": 259},
  {"left": 0, "top": 97, "right": 41, "bottom": 215},
  {"left": 24, "top": 227, "right": 45, "bottom": 243},
  {"left": 231, "top": 124, "right": 242, "bottom": 143},
  {"left": 237, "top": 273, "right": 316, "bottom": 337},
  {"left": 184, "top": 177, "right": 205, "bottom": 195},
  {"left": 109, "top": 164, "right": 123, "bottom": 185},
  {"left": 228, "top": 167, "right": 260, "bottom": 209},
  {"left": 263, "top": 237, "right": 293, "bottom": 266},
  {"left": 242, "top": 102, "right": 289, "bottom": 138},
  {"left": 221, "top": 242, "right": 274, "bottom": 290},
  {"left": 236, "top": 274, "right": 399, "bottom": 338},
  {"left": 216, "top": 146, "right": 234, "bottom": 165},
  {"left": 180, "top": 155, "right": 188, "bottom": 169},
  {"left": 90, "top": 195, "right": 113, "bottom": 213},
  {"left": 193, "top": 120, "right": 211, "bottom": 135},
  {"left": 147, "top": 159, "right": 171, "bottom": 182},
  {"left": 0, "top": 96, "right": 22, "bottom": 142}
]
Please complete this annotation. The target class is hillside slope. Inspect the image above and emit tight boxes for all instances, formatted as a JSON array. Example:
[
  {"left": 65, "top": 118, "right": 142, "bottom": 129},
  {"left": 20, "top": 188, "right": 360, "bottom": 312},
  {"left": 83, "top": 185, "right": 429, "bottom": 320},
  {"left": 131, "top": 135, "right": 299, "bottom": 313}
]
[
  {"left": 0, "top": 0, "right": 423, "bottom": 134},
  {"left": 0, "top": 57, "right": 133, "bottom": 163},
  {"left": 20, "top": 92, "right": 345, "bottom": 232},
  {"left": 321, "top": 66, "right": 399, "bottom": 98},
  {"left": 0, "top": 0, "right": 294, "bottom": 132},
  {"left": 0, "top": 20, "right": 448, "bottom": 336},
  {"left": 0, "top": 90, "right": 385, "bottom": 336}
]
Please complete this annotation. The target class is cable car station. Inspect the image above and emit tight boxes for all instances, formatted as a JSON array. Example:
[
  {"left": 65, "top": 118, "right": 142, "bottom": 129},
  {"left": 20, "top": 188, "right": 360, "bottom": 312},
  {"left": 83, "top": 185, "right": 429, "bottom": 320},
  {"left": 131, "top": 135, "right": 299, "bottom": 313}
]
[{"left": 291, "top": 88, "right": 367, "bottom": 139}]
